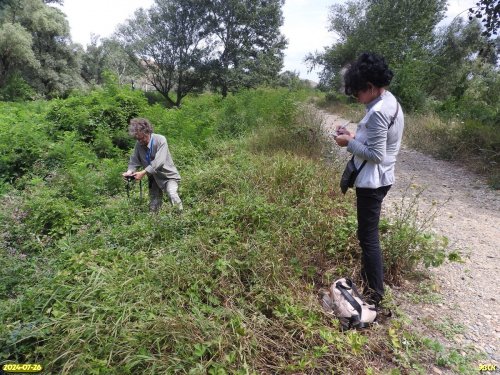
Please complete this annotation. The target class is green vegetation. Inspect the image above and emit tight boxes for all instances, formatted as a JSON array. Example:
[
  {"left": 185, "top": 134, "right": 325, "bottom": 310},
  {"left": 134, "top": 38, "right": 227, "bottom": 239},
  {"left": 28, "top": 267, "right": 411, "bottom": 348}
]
[
  {"left": 1, "top": 0, "right": 497, "bottom": 186},
  {"left": 0, "top": 0, "right": 83, "bottom": 98},
  {"left": 424, "top": 318, "right": 466, "bottom": 340},
  {"left": 405, "top": 280, "right": 444, "bottom": 305},
  {"left": 0, "top": 87, "right": 476, "bottom": 373},
  {"left": 0, "top": 0, "right": 495, "bottom": 371},
  {"left": 117, "top": 0, "right": 286, "bottom": 105},
  {"left": 310, "top": 0, "right": 499, "bottom": 187},
  {"left": 403, "top": 113, "right": 500, "bottom": 188},
  {"left": 0, "top": 0, "right": 288, "bottom": 105}
]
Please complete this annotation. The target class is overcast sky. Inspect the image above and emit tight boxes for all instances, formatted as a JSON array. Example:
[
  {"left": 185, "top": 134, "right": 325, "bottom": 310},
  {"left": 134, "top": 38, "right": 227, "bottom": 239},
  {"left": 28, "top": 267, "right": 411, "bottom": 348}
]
[{"left": 59, "top": 0, "right": 477, "bottom": 82}]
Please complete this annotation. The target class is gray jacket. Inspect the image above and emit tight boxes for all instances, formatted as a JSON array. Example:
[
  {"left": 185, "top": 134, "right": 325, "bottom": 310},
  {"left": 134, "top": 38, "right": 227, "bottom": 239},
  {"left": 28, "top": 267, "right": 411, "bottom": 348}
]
[
  {"left": 128, "top": 133, "right": 181, "bottom": 189},
  {"left": 347, "top": 90, "right": 404, "bottom": 189}
]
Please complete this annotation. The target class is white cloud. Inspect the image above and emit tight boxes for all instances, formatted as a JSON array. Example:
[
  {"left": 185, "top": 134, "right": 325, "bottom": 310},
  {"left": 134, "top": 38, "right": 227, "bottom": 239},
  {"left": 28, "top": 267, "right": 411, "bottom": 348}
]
[
  {"left": 439, "top": 0, "right": 477, "bottom": 27},
  {"left": 59, "top": 0, "right": 153, "bottom": 46},
  {"left": 446, "top": 0, "right": 476, "bottom": 19},
  {"left": 280, "top": 0, "right": 336, "bottom": 81}
]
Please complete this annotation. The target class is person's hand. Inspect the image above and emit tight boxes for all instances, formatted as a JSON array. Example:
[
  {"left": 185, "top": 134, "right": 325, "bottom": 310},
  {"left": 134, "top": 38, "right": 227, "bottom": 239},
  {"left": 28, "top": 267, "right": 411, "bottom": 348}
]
[
  {"left": 335, "top": 125, "right": 351, "bottom": 135},
  {"left": 122, "top": 171, "right": 136, "bottom": 180},
  {"left": 134, "top": 170, "right": 147, "bottom": 180},
  {"left": 335, "top": 126, "right": 354, "bottom": 137},
  {"left": 335, "top": 134, "right": 353, "bottom": 147}
]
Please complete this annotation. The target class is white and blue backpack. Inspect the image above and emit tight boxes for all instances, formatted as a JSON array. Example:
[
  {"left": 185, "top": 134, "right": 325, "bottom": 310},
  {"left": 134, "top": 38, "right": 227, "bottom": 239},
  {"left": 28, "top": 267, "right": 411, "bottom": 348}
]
[{"left": 321, "top": 278, "right": 377, "bottom": 330}]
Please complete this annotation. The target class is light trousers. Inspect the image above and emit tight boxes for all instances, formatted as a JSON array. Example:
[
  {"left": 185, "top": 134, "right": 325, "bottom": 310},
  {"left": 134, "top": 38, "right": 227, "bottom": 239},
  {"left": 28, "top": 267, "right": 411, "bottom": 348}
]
[{"left": 149, "top": 178, "right": 182, "bottom": 212}]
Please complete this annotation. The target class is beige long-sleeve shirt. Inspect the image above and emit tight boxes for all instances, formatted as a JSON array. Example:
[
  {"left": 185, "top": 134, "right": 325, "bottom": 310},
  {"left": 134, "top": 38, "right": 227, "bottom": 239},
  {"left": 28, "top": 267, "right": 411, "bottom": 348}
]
[{"left": 128, "top": 133, "right": 181, "bottom": 189}]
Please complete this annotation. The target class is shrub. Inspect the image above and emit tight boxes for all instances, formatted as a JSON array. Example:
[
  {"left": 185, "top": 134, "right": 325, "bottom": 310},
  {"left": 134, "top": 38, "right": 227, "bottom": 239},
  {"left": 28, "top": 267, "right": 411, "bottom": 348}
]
[
  {"left": 404, "top": 113, "right": 500, "bottom": 188},
  {"left": 0, "top": 88, "right": 459, "bottom": 374},
  {"left": 324, "top": 91, "right": 349, "bottom": 104},
  {"left": 0, "top": 102, "right": 51, "bottom": 181},
  {"left": 46, "top": 85, "right": 147, "bottom": 148},
  {"left": 23, "top": 184, "right": 81, "bottom": 239},
  {"left": 142, "top": 95, "right": 219, "bottom": 149},
  {"left": 0, "top": 73, "right": 37, "bottom": 101},
  {"left": 216, "top": 89, "right": 294, "bottom": 137}
]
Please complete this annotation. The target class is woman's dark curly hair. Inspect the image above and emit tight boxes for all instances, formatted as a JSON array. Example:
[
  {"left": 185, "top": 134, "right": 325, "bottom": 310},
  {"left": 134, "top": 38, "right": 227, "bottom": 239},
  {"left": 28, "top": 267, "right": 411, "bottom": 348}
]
[{"left": 344, "top": 52, "right": 393, "bottom": 97}]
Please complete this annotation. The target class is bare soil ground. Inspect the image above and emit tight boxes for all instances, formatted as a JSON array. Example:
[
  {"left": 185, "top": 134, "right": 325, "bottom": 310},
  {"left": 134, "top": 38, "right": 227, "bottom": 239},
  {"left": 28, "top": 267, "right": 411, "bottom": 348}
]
[{"left": 320, "top": 110, "right": 500, "bottom": 371}]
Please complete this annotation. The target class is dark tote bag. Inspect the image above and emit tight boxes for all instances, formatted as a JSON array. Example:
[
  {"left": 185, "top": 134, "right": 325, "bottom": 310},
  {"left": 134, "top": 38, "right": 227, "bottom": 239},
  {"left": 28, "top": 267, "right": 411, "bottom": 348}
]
[{"left": 340, "top": 157, "right": 366, "bottom": 194}]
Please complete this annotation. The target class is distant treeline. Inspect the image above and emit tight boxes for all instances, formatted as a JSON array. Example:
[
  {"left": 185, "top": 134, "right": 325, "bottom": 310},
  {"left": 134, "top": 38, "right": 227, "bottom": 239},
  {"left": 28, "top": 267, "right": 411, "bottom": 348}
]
[
  {"left": 0, "top": 0, "right": 308, "bottom": 106},
  {"left": 307, "top": 0, "right": 499, "bottom": 126},
  {"left": 1, "top": 0, "right": 498, "bottom": 123}
]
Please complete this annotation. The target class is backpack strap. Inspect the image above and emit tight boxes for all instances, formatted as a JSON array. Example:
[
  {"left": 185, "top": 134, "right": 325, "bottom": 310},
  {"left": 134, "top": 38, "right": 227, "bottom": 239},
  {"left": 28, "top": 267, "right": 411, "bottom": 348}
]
[
  {"left": 349, "top": 156, "right": 367, "bottom": 175},
  {"left": 335, "top": 281, "right": 362, "bottom": 317},
  {"left": 345, "top": 278, "right": 364, "bottom": 301},
  {"left": 349, "top": 102, "right": 399, "bottom": 184},
  {"left": 388, "top": 103, "right": 399, "bottom": 130}
]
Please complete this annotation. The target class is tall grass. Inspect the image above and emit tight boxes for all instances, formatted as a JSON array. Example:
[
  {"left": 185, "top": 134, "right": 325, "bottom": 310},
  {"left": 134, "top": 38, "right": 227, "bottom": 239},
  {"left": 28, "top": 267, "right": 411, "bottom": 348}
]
[
  {"left": 404, "top": 114, "right": 500, "bottom": 188},
  {"left": 0, "top": 88, "right": 471, "bottom": 374}
]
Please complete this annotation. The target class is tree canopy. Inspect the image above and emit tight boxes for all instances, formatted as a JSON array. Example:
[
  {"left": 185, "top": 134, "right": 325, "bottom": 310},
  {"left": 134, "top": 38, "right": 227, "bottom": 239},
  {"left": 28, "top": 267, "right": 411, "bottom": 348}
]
[
  {"left": 0, "top": 0, "right": 82, "bottom": 98},
  {"left": 117, "top": 0, "right": 212, "bottom": 107},
  {"left": 308, "top": 0, "right": 499, "bottom": 113},
  {"left": 117, "top": 0, "right": 286, "bottom": 106},
  {"left": 0, "top": 0, "right": 287, "bottom": 102},
  {"left": 0, "top": 22, "right": 39, "bottom": 86},
  {"left": 468, "top": 0, "right": 500, "bottom": 37},
  {"left": 206, "top": 0, "right": 286, "bottom": 97},
  {"left": 81, "top": 35, "right": 141, "bottom": 86}
]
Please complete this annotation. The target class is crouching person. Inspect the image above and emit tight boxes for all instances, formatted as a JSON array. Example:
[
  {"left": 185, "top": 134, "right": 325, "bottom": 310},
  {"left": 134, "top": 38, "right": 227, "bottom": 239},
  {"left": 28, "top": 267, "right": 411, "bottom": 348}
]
[{"left": 122, "top": 118, "right": 182, "bottom": 212}]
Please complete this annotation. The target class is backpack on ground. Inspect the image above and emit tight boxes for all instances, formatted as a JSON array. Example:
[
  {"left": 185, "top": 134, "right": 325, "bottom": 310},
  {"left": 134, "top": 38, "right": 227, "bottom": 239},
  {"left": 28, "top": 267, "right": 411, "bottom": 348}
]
[{"left": 320, "top": 278, "right": 377, "bottom": 330}]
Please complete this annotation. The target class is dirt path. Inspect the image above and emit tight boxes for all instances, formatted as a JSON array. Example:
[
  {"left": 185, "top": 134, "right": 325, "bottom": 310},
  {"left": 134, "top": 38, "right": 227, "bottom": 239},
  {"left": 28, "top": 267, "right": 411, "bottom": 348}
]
[{"left": 320, "top": 110, "right": 500, "bottom": 368}]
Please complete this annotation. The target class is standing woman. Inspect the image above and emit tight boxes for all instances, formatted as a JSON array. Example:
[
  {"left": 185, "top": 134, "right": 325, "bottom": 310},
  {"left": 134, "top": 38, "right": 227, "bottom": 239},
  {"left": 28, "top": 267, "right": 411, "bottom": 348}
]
[{"left": 335, "top": 53, "right": 404, "bottom": 307}]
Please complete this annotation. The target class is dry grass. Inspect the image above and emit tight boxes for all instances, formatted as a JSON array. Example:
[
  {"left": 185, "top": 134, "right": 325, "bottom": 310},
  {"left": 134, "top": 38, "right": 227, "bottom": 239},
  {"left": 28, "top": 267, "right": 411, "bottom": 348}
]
[{"left": 405, "top": 113, "right": 500, "bottom": 188}]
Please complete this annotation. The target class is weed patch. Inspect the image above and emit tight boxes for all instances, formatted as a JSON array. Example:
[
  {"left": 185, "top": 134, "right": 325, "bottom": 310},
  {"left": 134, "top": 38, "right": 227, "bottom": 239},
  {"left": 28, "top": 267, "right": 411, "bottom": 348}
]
[
  {"left": 0, "top": 88, "right": 463, "bottom": 373},
  {"left": 404, "top": 113, "right": 500, "bottom": 189}
]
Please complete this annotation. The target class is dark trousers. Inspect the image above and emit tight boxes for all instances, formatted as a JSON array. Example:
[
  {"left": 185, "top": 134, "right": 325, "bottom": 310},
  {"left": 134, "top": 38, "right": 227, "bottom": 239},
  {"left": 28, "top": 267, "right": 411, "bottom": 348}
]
[{"left": 356, "top": 185, "right": 391, "bottom": 305}]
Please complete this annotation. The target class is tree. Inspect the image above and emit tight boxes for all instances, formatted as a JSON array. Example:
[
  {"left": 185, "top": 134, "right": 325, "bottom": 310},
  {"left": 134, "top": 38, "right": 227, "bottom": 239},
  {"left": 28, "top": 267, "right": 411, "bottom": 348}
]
[
  {"left": 101, "top": 39, "right": 142, "bottom": 86},
  {"left": 0, "top": 22, "right": 39, "bottom": 86},
  {"left": 305, "top": 0, "right": 367, "bottom": 89},
  {"left": 307, "top": 0, "right": 448, "bottom": 110},
  {"left": 206, "top": 0, "right": 286, "bottom": 97},
  {"left": 427, "top": 18, "right": 497, "bottom": 99},
  {"left": 468, "top": 0, "right": 500, "bottom": 37},
  {"left": 28, "top": 1, "right": 83, "bottom": 96},
  {"left": 118, "top": 0, "right": 212, "bottom": 107},
  {"left": 80, "top": 35, "right": 142, "bottom": 86},
  {"left": 275, "top": 70, "right": 311, "bottom": 90},
  {"left": 117, "top": 0, "right": 287, "bottom": 103},
  {"left": 0, "top": 0, "right": 83, "bottom": 97},
  {"left": 80, "top": 34, "right": 107, "bottom": 85}
]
